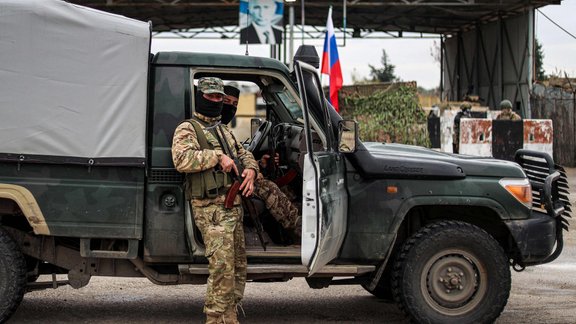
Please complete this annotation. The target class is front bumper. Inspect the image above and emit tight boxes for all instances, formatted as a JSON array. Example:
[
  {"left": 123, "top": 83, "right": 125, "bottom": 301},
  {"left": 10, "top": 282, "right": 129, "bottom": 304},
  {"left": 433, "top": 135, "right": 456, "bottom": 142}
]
[
  {"left": 505, "top": 211, "right": 558, "bottom": 265},
  {"left": 509, "top": 150, "right": 572, "bottom": 266}
]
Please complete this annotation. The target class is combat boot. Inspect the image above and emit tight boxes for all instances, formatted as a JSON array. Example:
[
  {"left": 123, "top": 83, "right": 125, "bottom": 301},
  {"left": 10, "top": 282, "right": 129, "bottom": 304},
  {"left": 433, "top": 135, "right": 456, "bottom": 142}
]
[
  {"left": 205, "top": 313, "right": 224, "bottom": 324},
  {"left": 223, "top": 306, "right": 240, "bottom": 324}
]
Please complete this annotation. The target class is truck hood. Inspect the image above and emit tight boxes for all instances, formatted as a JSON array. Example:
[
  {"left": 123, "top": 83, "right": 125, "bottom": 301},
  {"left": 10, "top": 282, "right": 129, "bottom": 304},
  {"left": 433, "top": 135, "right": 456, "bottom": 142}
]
[{"left": 349, "top": 142, "right": 525, "bottom": 179}]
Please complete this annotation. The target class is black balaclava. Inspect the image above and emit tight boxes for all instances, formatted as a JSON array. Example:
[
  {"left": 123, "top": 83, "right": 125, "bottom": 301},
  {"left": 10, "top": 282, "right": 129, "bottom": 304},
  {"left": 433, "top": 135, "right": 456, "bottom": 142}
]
[
  {"left": 221, "top": 104, "right": 237, "bottom": 125},
  {"left": 195, "top": 91, "right": 223, "bottom": 118},
  {"left": 221, "top": 86, "right": 240, "bottom": 124}
]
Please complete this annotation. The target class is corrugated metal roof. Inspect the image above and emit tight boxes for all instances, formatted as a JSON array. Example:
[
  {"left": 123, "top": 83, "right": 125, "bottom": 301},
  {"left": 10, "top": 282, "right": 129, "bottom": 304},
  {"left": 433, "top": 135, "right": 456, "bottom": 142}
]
[{"left": 71, "top": 0, "right": 561, "bottom": 34}]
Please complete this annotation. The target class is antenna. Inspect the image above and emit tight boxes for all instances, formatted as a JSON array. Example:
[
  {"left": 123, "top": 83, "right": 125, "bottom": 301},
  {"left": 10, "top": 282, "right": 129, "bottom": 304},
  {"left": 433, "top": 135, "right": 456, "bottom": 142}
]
[{"left": 245, "top": 1, "right": 250, "bottom": 56}]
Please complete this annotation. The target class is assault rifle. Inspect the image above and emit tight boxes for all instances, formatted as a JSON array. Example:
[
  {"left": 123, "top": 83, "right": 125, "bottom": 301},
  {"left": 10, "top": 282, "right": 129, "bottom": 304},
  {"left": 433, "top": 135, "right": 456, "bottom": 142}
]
[
  {"left": 215, "top": 125, "right": 267, "bottom": 250},
  {"left": 266, "top": 124, "right": 297, "bottom": 188},
  {"left": 223, "top": 156, "right": 244, "bottom": 209}
]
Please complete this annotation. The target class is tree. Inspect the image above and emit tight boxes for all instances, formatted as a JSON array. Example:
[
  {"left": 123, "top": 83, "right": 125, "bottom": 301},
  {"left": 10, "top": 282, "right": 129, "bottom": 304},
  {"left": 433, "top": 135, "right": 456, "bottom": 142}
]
[
  {"left": 535, "top": 38, "right": 546, "bottom": 80},
  {"left": 369, "top": 49, "right": 398, "bottom": 82},
  {"left": 430, "top": 40, "right": 441, "bottom": 66}
]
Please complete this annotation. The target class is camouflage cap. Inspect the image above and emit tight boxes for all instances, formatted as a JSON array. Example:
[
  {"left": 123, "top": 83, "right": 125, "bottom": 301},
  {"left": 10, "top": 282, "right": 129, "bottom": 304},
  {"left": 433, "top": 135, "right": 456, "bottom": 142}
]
[
  {"left": 460, "top": 102, "right": 472, "bottom": 110},
  {"left": 500, "top": 99, "right": 512, "bottom": 109},
  {"left": 198, "top": 77, "right": 225, "bottom": 95}
]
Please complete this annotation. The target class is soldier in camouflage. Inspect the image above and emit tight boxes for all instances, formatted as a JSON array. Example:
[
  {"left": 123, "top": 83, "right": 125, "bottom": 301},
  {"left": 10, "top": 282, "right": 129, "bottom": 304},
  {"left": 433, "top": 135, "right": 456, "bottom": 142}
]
[
  {"left": 172, "top": 77, "right": 259, "bottom": 324},
  {"left": 496, "top": 99, "right": 521, "bottom": 121},
  {"left": 453, "top": 102, "right": 472, "bottom": 154},
  {"left": 222, "top": 86, "right": 301, "bottom": 236}
]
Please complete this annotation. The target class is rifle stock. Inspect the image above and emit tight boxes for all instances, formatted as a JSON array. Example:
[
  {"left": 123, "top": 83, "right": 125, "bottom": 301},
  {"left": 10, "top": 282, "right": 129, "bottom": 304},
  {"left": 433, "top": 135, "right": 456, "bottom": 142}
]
[
  {"left": 224, "top": 180, "right": 241, "bottom": 209},
  {"left": 224, "top": 158, "right": 244, "bottom": 209}
]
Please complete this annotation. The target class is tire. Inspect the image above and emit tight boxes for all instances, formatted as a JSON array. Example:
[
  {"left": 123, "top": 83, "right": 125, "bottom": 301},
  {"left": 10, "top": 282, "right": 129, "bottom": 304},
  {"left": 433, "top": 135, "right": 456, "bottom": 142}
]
[
  {"left": 0, "top": 227, "right": 27, "bottom": 323},
  {"left": 391, "top": 221, "right": 511, "bottom": 324}
]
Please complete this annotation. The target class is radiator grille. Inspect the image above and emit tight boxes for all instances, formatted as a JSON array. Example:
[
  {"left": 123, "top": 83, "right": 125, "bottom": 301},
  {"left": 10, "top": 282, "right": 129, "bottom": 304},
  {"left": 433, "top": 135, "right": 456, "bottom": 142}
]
[{"left": 515, "top": 150, "right": 572, "bottom": 231}]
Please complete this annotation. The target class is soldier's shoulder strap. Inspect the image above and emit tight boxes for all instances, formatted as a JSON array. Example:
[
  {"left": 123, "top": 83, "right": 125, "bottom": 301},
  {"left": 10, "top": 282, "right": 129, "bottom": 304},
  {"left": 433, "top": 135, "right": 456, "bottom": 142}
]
[
  {"left": 180, "top": 118, "right": 211, "bottom": 150},
  {"left": 220, "top": 124, "right": 242, "bottom": 152}
]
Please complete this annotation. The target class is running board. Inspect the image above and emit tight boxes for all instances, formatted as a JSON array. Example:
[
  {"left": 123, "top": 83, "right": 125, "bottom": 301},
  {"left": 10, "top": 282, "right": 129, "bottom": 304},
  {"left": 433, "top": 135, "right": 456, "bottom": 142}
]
[{"left": 178, "top": 264, "right": 375, "bottom": 276}]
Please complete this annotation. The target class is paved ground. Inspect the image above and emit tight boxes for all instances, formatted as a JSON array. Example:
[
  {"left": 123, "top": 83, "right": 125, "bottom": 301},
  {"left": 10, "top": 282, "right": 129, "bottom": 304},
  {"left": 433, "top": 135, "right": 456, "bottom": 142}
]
[{"left": 8, "top": 169, "right": 576, "bottom": 323}]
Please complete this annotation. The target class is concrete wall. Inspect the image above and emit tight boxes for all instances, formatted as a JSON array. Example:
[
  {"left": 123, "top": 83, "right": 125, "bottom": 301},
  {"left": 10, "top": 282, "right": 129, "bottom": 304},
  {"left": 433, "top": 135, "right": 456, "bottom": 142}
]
[{"left": 430, "top": 112, "right": 553, "bottom": 161}]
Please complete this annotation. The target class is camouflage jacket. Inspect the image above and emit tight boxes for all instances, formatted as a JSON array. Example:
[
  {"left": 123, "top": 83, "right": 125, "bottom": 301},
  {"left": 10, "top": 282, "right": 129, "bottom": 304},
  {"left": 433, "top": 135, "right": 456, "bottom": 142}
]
[
  {"left": 496, "top": 110, "right": 522, "bottom": 121},
  {"left": 172, "top": 112, "right": 258, "bottom": 205}
]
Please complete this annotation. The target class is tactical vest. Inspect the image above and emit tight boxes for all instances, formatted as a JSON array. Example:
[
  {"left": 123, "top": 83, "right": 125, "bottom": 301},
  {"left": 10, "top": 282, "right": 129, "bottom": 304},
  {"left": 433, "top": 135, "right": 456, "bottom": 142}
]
[{"left": 182, "top": 119, "right": 231, "bottom": 199}]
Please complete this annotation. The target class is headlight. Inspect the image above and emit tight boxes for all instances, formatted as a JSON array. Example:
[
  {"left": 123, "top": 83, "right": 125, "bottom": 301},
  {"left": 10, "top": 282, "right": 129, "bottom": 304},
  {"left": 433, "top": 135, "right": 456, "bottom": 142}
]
[{"left": 499, "top": 178, "right": 532, "bottom": 208}]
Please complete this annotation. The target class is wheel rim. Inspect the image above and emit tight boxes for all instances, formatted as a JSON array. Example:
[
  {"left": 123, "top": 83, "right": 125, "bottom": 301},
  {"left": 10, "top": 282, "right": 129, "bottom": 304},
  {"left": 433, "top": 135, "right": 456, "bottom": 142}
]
[{"left": 420, "top": 249, "right": 488, "bottom": 316}]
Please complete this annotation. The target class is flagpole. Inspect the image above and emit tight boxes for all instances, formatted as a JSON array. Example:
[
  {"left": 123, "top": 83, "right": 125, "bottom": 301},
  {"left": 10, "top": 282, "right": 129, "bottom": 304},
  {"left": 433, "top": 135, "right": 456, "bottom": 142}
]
[
  {"left": 321, "top": 6, "right": 333, "bottom": 85},
  {"left": 343, "top": 0, "right": 347, "bottom": 47},
  {"left": 320, "top": 6, "right": 343, "bottom": 112}
]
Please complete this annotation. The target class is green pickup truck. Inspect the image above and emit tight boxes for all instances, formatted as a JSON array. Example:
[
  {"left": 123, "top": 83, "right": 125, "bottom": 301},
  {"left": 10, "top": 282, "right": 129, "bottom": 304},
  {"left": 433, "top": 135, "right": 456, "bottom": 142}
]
[{"left": 0, "top": 1, "right": 571, "bottom": 323}]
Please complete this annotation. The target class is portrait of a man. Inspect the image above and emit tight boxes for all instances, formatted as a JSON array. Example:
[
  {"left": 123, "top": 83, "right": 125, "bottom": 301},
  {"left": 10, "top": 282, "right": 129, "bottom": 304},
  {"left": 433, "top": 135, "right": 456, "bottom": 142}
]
[{"left": 239, "top": 0, "right": 283, "bottom": 45}]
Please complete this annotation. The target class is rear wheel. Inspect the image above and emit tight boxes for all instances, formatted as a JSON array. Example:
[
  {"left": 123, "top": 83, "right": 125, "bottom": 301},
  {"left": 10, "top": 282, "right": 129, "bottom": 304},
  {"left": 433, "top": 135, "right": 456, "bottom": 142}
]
[
  {"left": 392, "top": 221, "right": 510, "bottom": 324},
  {"left": 0, "top": 227, "right": 27, "bottom": 322}
]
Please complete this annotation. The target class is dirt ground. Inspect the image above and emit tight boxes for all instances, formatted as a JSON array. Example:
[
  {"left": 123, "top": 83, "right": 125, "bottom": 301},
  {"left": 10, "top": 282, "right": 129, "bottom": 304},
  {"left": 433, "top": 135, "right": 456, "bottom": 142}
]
[{"left": 8, "top": 169, "right": 576, "bottom": 324}]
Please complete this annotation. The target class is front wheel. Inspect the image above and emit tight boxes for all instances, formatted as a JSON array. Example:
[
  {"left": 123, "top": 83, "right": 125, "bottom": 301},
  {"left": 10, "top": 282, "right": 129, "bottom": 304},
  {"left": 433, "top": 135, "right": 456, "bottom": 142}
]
[
  {"left": 392, "top": 221, "right": 511, "bottom": 324},
  {"left": 0, "top": 227, "right": 27, "bottom": 322}
]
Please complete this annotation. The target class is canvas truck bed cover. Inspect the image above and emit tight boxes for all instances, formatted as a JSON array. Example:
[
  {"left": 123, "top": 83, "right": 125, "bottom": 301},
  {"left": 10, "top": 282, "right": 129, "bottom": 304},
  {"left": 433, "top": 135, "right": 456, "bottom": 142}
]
[{"left": 0, "top": 0, "right": 150, "bottom": 165}]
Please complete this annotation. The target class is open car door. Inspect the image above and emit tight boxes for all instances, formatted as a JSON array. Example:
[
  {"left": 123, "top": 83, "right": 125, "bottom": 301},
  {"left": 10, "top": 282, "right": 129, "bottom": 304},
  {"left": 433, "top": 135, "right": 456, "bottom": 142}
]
[{"left": 294, "top": 61, "right": 348, "bottom": 275}]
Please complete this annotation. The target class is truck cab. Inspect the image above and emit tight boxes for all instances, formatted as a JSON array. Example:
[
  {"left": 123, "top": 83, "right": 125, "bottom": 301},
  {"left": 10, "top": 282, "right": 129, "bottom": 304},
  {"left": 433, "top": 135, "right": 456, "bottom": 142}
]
[{"left": 147, "top": 52, "right": 351, "bottom": 276}]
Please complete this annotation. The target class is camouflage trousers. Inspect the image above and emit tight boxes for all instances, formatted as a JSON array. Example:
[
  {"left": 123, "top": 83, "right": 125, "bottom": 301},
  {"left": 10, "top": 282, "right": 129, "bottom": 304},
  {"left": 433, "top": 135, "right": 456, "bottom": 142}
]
[
  {"left": 254, "top": 178, "right": 301, "bottom": 232},
  {"left": 193, "top": 202, "right": 247, "bottom": 316}
]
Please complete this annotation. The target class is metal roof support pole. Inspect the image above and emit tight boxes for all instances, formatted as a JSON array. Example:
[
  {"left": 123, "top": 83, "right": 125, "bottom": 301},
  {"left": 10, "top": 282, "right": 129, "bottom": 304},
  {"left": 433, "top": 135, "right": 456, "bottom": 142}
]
[
  {"left": 301, "top": 0, "right": 305, "bottom": 45},
  {"left": 526, "top": 7, "right": 534, "bottom": 119},
  {"left": 443, "top": 36, "right": 456, "bottom": 102},
  {"left": 475, "top": 24, "right": 480, "bottom": 101},
  {"left": 283, "top": 30, "right": 287, "bottom": 64},
  {"left": 502, "top": 17, "right": 529, "bottom": 117},
  {"left": 343, "top": 0, "right": 347, "bottom": 47},
  {"left": 498, "top": 15, "right": 503, "bottom": 107},
  {"left": 440, "top": 35, "right": 444, "bottom": 100},
  {"left": 478, "top": 27, "right": 497, "bottom": 109},
  {"left": 289, "top": 4, "right": 295, "bottom": 69},
  {"left": 502, "top": 21, "right": 518, "bottom": 108},
  {"left": 456, "top": 32, "right": 462, "bottom": 101},
  {"left": 459, "top": 32, "right": 474, "bottom": 98}
]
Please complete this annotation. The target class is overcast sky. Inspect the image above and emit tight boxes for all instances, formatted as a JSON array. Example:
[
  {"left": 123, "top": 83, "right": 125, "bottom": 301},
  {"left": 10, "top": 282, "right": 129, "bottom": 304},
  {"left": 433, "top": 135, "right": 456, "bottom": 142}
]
[{"left": 151, "top": 1, "right": 575, "bottom": 89}]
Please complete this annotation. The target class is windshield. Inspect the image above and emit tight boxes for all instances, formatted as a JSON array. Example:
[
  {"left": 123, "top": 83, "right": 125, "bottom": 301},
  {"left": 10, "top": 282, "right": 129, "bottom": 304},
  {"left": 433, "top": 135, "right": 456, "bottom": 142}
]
[{"left": 276, "top": 88, "right": 303, "bottom": 121}]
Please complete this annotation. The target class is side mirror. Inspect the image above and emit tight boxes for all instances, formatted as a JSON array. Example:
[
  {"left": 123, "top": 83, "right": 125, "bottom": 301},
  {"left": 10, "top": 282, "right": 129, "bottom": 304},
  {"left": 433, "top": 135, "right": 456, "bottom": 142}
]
[
  {"left": 250, "top": 118, "right": 263, "bottom": 139},
  {"left": 338, "top": 120, "right": 358, "bottom": 153}
]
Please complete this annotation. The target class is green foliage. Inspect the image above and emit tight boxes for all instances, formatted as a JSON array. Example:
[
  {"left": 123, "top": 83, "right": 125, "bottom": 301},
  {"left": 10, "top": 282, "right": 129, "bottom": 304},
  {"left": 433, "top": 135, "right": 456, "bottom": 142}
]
[
  {"left": 369, "top": 50, "right": 398, "bottom": 83},
  {"left": 535, "top": 38, "right": 546, "bottom": 80},
  {"left": 341, "top": 85, "right": 431, "bottom": 147}
]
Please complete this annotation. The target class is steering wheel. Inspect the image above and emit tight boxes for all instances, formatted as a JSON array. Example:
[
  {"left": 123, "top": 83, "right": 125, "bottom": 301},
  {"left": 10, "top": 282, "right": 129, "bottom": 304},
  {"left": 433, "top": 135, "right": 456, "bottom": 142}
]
[{"left": 247, "top": 120, "right": 272, "bottom": 153}]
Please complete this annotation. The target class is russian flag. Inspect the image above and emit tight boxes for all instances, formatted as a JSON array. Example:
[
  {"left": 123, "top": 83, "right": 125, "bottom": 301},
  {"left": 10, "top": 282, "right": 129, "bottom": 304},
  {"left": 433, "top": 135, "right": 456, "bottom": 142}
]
[{"left": 321, "top": 7, "right": 343, "bottom": 112}]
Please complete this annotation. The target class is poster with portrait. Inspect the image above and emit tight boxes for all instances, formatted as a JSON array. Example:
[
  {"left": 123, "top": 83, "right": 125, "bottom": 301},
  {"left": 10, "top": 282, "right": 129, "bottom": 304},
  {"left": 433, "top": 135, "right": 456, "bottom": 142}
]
[{"left": 239, "top": 0, "right": 283, "bottom": 45}]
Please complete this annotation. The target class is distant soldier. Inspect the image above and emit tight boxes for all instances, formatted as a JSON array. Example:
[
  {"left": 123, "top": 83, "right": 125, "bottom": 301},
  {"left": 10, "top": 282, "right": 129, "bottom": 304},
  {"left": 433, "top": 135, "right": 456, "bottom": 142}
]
[
  {"left": 496, "top": 99, "right": 521, "bottom": 121},
  {"left": 453, "top": 102, "right": 472, "bottom": 154}
]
